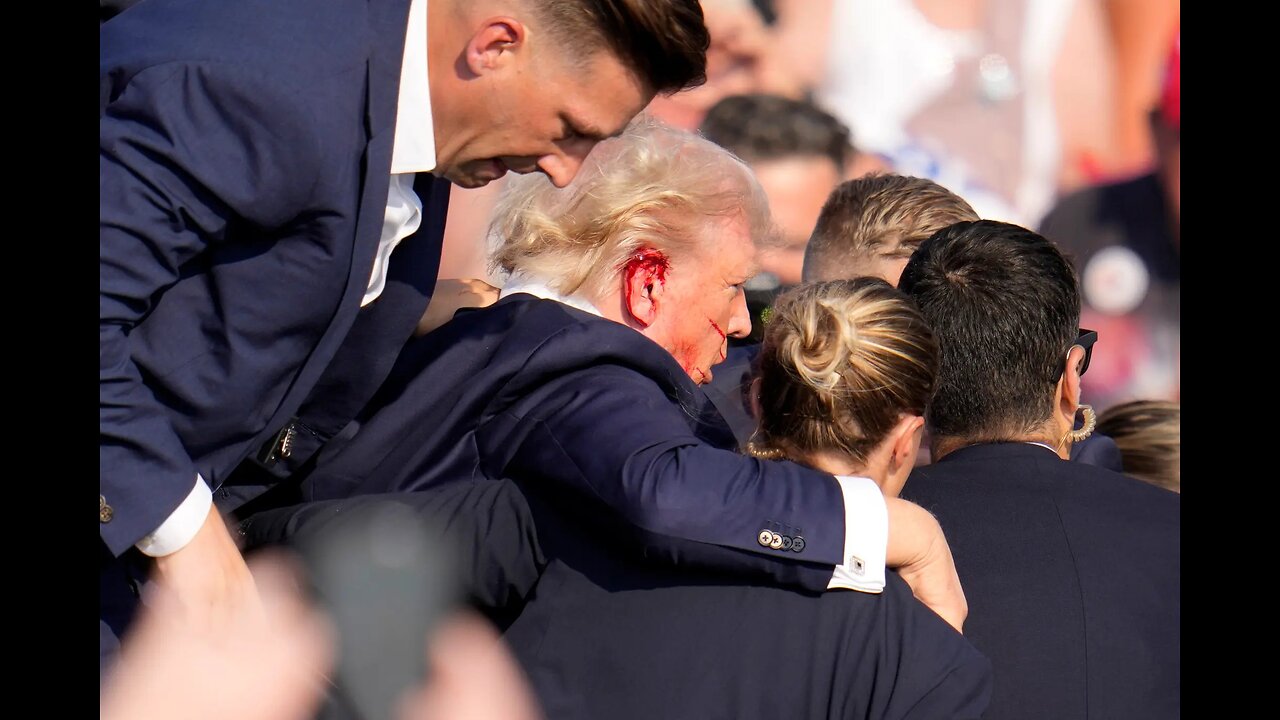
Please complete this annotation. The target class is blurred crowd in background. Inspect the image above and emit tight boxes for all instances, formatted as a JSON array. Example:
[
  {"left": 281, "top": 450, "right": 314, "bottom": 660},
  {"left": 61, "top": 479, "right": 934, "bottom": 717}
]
[{"left": 441, "top": 0, "right": 1180, "bottom": 414}]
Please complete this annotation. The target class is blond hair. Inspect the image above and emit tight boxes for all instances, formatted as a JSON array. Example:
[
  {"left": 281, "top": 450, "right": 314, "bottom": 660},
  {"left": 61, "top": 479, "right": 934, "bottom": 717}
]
[
  {"left": 1096, "top": 400, "right": 1181, "bottom": 493},
  {"left": 489, "top": 115, "right": 772, "bottom": 301},
  {"left": 747, "top": 278, "right": 939, "bottom": 464},
  {"left": 803, "top": 174, "right": 979, "bottom": 282}
]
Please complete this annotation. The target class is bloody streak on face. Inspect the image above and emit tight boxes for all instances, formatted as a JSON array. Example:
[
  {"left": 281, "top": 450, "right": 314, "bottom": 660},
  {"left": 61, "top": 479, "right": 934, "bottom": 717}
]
[{"left": 708, "top": 319, "right": 728, "bottom": 363}]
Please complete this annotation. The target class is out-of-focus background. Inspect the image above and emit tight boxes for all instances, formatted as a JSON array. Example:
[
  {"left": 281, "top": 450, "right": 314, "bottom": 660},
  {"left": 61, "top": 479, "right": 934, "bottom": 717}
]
[{"left": 396, "top": 0, "right": 1180, "bottom": 413}]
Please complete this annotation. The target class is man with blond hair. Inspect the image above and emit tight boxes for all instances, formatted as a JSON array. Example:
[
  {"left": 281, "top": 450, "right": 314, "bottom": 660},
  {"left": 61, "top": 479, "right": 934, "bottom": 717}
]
[
  {"left": 294, "top": 118, "right": 965, "bottom": 613},
  {"left": 803, "top": 173, "right": 980, "bottom": 286}
]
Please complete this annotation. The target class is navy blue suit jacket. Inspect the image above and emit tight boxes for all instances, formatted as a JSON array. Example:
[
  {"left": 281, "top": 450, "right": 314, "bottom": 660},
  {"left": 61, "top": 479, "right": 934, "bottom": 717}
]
[
  {"left": 243, "top": 478, "right": 992, "bottom": 720},
  {"left": 1069, "top": 431, "right": 1125, "bottom": 471},
  {"left": 100, "top": 0, "right": 446, "bottom": 553},
  {"left": 302, "top": 294, "right": 853, "bottom": 592},
  {"left": 505, "top": 481, "right": 992, "bottom": 720},
  {"left": 901, "top": 443, "right": 1180, "bottom": 719}
]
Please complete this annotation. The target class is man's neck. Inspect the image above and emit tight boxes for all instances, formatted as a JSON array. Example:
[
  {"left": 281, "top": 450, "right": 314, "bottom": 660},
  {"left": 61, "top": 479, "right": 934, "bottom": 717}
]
[{"left": 932, "top": 433, "right": 1067, "bottom": 462}]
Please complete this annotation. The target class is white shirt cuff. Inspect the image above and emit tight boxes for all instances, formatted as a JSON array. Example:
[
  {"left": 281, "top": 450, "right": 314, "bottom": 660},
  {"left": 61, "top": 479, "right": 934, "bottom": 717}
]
[
  {"left": 135, "top": 475, "right": 213, "bottom": 557},
  {"left": 826, "top": 475, "right": 888, "bottom": 592}
]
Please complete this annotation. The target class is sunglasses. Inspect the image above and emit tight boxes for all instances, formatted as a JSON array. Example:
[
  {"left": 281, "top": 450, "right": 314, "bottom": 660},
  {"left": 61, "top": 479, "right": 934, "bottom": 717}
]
[{"left": 1070, "top": 328, "right": 1098, "bottom": 377}]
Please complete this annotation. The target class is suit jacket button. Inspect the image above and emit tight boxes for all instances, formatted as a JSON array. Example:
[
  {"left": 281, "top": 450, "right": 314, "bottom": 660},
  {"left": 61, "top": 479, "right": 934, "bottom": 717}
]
[
  {"left": 791, "top": 536, "right": 805, "bottom": 553},
  {"left": 100, "top": 495, "right": 114, "bottom": 523},
  {"left": 757, "top": 529, "right": 775, "bottom": 547},
  {"left": 769, "top": 532, "right": 784, "bottom": 550},
  {"left": 780, "top": 535, "right": 793, "bottom": 550}
]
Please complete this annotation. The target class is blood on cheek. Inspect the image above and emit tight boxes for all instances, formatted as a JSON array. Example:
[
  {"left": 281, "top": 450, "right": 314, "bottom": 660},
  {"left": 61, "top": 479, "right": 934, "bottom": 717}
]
[
  {"left": 622, "top": 250, "right": 723, "bottom": 383},
  {"left": 708, "top": 319, "right": 727, "bottom": 361}
]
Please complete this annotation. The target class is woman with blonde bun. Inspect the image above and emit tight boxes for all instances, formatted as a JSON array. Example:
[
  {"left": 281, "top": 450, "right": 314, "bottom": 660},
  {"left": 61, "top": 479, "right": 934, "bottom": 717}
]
[{"left": 748, "top": 277, "right": 938, "bottom": 499}]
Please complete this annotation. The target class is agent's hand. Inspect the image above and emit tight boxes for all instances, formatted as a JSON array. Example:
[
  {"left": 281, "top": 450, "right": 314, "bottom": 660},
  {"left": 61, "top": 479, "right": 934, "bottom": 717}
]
[
  {"left": 884, "top": 497, "right": 968, "bottom": 633},
  {"left": 416, "top": 278, "right": 501, "bottom": 336},
  {"left": 101, "top": 552, "right": 335, "bottom": 720},
  {"left": 152, "top": 505, "right": 261, "bottom": 626}
]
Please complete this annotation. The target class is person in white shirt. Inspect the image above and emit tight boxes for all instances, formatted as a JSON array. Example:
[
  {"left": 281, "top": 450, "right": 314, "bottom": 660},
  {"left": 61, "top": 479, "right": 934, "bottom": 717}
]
[{"left": 100, "top": 0, "right": 711, "bottom": 671}]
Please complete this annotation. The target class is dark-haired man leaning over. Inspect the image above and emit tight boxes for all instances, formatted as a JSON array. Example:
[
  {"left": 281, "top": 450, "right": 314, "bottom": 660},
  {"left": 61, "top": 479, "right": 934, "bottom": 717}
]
[{"left": 101, "top": 0, "right": 710, "bottom": 670}]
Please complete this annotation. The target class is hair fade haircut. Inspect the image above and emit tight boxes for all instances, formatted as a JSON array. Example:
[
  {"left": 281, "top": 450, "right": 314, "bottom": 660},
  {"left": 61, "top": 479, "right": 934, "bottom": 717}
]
[
  {"left": 803, "top": 174, "right": 978, "bottom": 282},
  {"left": 898, "top": 220, "right": 1080, "bottom": 441},
  {"left": 532, "top": 0, "right": 710, "bottom": 94},
  {"left": 748, "top": 278, "right": 939, "bottom": 466},
  {"left": 489, "top": 115, "right": 772, "bottom": 301},
  {"left": 699, "top": 93, "right": 853, "bottom": 171}
]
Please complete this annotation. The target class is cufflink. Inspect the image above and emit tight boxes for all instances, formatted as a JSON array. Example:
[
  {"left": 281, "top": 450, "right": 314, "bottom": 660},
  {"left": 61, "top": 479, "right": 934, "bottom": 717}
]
[
  {"left": 758, "top": 529, "right": 776, "bottom": 547},
  {"left": 850, "top": 555, "right": 866, "bottom": 576}
]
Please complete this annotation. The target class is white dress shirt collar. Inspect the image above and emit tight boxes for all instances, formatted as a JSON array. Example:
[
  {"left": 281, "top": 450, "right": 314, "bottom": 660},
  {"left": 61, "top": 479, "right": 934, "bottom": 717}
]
[
  {"left": 391, "top": 0, "right": 436, "bottom": 174},
  {"left": 1023, "top": 441, "right": 1060, "bottom": 456},
  {"left": 499, "top": 275, "right": 605, "bottom": 318}
]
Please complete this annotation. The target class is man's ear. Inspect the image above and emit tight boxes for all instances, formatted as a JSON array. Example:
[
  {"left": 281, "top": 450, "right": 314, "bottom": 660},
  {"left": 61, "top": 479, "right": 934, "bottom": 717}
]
[
  {"left": 462, "top": 17, "right": 526, "bottom": 76},
  {"left": 1055, "top": 345, "right": 1086, "bottom": 430},
  {"left": 622, "top": 249, "right": 671, "bottom": 328}
]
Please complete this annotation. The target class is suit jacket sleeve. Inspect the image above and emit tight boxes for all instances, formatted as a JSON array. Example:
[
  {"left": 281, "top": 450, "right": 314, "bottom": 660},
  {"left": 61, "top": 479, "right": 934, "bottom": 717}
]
[
  {"left": 239, "top": 482, "right": 546, "bottom": 618},
  {"left": 873, "top": 574, "right": 993, "bottom": 720},
  {"left": 478, "top": 362, "right": 850, "bottom": 593},
  {"left": 100, "top": 61, "right": 324, "bottom": 554}
]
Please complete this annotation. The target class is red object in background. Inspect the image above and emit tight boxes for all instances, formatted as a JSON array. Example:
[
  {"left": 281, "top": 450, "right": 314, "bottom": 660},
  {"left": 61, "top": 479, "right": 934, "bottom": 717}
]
[
  {"left": 1077, "top": 150, "right": 1107, "bottom": 184},
  {"left": 1160, "top": 31, "right": 1180, "bottom": 131},
  {"left": 1079, "top": 311, "right": 1145, "bottom": 398}
]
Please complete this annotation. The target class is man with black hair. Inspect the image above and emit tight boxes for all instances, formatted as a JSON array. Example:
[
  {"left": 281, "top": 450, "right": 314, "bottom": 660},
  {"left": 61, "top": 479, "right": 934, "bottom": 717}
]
[{"left": 898, "top": 220, "right": 1180, "bottom": 720}]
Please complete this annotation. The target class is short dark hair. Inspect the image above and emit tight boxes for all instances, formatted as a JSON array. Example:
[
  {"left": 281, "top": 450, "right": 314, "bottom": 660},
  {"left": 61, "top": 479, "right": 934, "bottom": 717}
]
[
  {"left": 699, "top": 94, "right": 852, "bottom": 171},
  {"left": 535, "top": 0, "right": 710, "bottom": 94},
  {"left": 804, "top": 174, "right": 978, "bottom": 281},
  {"left": 898, "top": 220, "right": 1080, "bottom": 440}
]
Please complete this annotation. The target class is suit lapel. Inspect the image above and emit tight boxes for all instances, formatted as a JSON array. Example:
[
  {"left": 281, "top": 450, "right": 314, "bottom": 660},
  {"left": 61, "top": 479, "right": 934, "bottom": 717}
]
[{"left": 251, "top": 0, "right": 416, "bottom": 459}]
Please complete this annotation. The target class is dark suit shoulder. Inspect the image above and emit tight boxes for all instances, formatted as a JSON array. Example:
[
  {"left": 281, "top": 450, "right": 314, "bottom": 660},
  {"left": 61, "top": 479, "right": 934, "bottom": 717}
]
[
  {"left": 471, "top": 295, "right": 699, "bottom": 412},
  {"left": 1069, "top": 432, "right": 1124, "bottom": 472},
  {"left": 509, "top": 540, "right": 991, "bottom": 720},
  {"left": 900, "top": 443, "right": 1177, "bottom": 720},
  {"left": 907, "top": 444, "right": 1178, "bottom": 532},
  {"left": 101, "top": 0, "right": 381, "bottom": 76}
]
